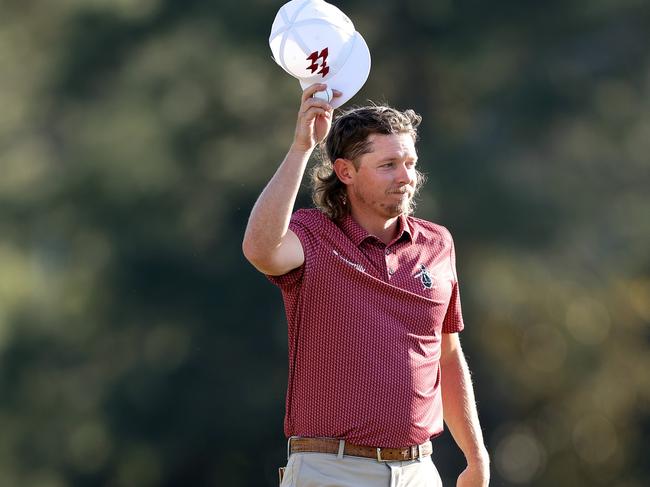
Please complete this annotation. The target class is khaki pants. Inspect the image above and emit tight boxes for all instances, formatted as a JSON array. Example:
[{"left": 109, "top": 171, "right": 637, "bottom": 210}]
[{"left": 280, "top": 452, "right": 443, "bottom": 487}]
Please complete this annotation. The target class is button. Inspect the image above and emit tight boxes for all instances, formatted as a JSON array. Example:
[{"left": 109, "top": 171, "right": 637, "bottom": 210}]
[
  {"left": 388, "top": 267, "right": 395, "bottom": 276},
  {"left": 385, "top": 248, "right": 391, "bottom": 255}
]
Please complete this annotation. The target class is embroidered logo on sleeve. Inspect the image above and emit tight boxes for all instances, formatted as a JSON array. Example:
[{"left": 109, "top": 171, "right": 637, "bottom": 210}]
[
  {"left": 414, "top": 264, "right": 433, "bottom": 289},
  {"left": 333, "top": 250, "right": 365, "bottom": 273}
]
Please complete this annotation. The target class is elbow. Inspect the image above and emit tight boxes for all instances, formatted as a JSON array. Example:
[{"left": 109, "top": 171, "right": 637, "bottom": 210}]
[
  {"left": 241, "top": 226, "right": 259, "bottom": 260},
  {"left": 242, "top": 237, "right": 261, "bottom": 266},
  {"left": 242, "top": 238, "right": 272, "bottom": 272},
  {"left": 241, "top": 236, "right": 252, "bottom": 261}
]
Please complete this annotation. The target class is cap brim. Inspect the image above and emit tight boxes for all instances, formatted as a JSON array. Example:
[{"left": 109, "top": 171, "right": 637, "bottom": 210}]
[{"left": 299, "top": 31, "right": 371, "bottom": 109}]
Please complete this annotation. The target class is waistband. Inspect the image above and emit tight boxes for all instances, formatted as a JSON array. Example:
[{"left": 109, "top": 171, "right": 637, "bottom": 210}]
[{"left": 288, "top": 436, "right": 433, "bottom": 462}]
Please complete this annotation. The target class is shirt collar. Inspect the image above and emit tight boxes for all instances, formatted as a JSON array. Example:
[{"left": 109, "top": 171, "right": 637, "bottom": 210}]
[{"left": 338, "top": 213, "right": 414, "bottom": 247}]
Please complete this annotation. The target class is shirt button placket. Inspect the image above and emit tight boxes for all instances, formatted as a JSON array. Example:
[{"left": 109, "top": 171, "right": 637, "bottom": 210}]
[{"left": 386, "top": 247, "right": 395, "bottom": 279}]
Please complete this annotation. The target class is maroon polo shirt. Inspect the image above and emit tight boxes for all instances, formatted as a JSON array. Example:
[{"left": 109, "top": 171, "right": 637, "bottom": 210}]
[{"left": 267, "top": 208, "right": 464, "bottom": 448}]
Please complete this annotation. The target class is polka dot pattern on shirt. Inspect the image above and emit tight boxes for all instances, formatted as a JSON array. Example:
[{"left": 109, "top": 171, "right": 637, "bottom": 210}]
[{"left": 267, "top": 209, "right": 464, "bottom": 448}]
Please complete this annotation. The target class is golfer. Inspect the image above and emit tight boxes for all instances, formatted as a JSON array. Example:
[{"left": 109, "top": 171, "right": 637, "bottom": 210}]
[{"left": 243, "top": 84, "right": 490, "bottom": 487}]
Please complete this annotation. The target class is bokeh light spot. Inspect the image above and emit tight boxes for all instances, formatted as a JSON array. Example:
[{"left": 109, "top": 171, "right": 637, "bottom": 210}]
[
  {"left": 495, "top": 425, "right": 546, "bottom": 484},
  {"left": 572, "top": 414, "right": 618, "bottom": 465},
  {"left": 565, "top": 296, "right": 611, "bottom": 345}
]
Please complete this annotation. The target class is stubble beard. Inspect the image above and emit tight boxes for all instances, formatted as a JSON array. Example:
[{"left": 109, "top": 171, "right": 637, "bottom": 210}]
[
  {"left": 391, "top": 195, "right": 412, "bottom": 217},
  {"left": 386, "top": 185, "right": 415, "bottom": 216},
  {"left": 353, "top": 186, "right": 413, "bottom": 218}
]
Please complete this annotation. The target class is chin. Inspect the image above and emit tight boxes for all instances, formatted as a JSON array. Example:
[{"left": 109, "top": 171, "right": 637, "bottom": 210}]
[{"left": 384, "top": 206, "right": 405, "bottom": 218}]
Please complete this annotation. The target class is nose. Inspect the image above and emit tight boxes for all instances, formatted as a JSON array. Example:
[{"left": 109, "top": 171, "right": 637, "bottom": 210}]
[{"left": 396, "top": 162, "right": 414, "bottom": 185}]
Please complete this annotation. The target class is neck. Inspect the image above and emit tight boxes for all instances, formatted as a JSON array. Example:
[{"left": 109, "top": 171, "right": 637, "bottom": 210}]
[{"left": 349, "top": 207, "right": 401, "bottom": 245}]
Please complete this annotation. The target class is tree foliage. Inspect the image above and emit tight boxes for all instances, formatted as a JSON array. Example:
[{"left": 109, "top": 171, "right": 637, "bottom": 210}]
[{"left": 0, "top": 1, "right": 648, "bottom": 485}]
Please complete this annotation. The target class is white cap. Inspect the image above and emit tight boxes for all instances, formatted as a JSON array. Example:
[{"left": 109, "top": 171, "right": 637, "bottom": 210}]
[{"left": 269, "top": 0, "right": 371, "bottom": 108}]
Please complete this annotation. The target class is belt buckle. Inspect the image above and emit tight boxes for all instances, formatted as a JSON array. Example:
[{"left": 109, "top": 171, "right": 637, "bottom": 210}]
[{"left": 411, "top": 444, "right": 422, "bottom": 460}]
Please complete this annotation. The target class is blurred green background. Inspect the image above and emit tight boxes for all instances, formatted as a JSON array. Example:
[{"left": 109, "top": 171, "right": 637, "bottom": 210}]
[{"left": 1, "top": 0, "right": 649, "bottom": 486}]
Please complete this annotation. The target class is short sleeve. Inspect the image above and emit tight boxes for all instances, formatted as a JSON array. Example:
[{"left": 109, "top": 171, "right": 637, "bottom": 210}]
[
  {"left": 441, "top": 232, "right": 465, "bottom": 333},
  {"left": 266, "top": 209, "right": 323, "bottom": 291}
]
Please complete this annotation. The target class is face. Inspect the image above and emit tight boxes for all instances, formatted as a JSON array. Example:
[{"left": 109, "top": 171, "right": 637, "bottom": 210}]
[{"left": 345, "top": 133, "right": 418, "bottom": 219}]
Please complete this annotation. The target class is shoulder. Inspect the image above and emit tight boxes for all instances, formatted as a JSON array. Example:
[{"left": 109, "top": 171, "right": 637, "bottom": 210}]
[{"left": 407, "top": 215, "right": 454, "bottom": 244}]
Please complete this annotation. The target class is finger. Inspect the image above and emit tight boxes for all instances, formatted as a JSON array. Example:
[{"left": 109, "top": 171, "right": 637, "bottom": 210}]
[
  {"left": 331, "top": 89, "right": 343, "bottom": 99},
  {"left": 298, "top": 99, "right": 333, "bottom": 121},
  {"left": 300, "top": 106, "right": 331, "bottom": 121},
  {"left": 302, "top": 96, "right": 333, "bottom": 113},
  {"left": 301, "top": 83, "right": 327, "bottom": 103},
  {"left": 301, "top": 108, "right": 332, "bottom": 123}
]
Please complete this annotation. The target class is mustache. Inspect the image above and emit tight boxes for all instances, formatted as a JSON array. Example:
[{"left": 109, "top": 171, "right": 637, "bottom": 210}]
[{"left": 387, "top": 186, "right": 413, "bottom": 195}]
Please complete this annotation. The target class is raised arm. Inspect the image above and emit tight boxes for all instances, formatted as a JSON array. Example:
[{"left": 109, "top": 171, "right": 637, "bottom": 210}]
[{"left": 242, "top": 84, "right": 339, "bottom": 276}]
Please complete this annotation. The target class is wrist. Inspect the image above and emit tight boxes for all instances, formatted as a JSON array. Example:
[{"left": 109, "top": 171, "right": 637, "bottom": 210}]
[
  {"left": 288, "top": 142, "right": 315, "bottom": 158},
  {"left": 466, "top": 447, "right": 490, "bottom": 466}
]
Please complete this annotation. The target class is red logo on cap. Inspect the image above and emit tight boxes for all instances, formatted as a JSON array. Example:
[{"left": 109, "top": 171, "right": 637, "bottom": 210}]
[{"left": 306, "top": 48, "right": 330, "bottom": 77}]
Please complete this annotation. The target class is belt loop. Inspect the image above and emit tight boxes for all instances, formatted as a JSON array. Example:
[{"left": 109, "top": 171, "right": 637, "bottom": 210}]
[
  {"left": 337, "top": 439, "right": 345, "bottom": 459},
  {"left": 287, "top": 436, "right": 296, "bottom": 460},
  {"left": 417, "top": 443, "right": 422, "bottom": 460}
]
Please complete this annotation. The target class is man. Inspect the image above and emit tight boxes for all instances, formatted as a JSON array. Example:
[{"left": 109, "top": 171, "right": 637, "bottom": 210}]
[{"left": 242, "top": 83, "right": 490, "bottom": 487}]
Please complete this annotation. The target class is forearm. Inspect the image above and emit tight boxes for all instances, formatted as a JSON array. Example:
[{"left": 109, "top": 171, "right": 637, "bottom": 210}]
[
  {"left": 243, "top": 145, "right": 312, "bottom": 257},
  {"left": 441, "top": 345, "right": 489, "bottom": 466}
]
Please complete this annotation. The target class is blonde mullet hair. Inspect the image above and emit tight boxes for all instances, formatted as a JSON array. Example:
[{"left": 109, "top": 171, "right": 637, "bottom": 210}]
[{"left": 311, "top": 105, "right": 425, "bottom": 220}]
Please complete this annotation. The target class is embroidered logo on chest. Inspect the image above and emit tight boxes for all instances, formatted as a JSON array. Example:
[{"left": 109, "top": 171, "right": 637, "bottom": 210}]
[{"left": 414, "top": 264, "right": 433, "bottom": 289}]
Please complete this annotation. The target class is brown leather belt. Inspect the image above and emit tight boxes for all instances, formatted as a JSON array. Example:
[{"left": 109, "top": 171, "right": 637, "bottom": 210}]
[{"left": 289, "top": 437, "right": 433, "bottom": 462}]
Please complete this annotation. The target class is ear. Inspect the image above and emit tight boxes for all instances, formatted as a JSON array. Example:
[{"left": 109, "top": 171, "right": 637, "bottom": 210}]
[{"left": 333, "top": 158, "right": 356, "bottom": 185}]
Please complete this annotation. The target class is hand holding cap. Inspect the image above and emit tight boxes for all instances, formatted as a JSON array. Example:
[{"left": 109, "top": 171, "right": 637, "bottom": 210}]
[{"left": 269, "top": 0, "right": 371, "bottom": 108}]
